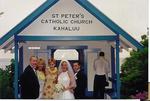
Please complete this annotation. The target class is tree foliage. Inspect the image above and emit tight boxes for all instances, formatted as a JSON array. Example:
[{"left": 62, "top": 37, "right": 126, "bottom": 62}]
[
  {"left": 0, "top": 59, "right": 15, "bottom": 98},
  {"left": 121, "top": 35, "right": 148, "bottom": 99}
]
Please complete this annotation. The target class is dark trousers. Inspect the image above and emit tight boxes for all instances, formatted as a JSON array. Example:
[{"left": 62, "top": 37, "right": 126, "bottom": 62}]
[
  {"left": 74, "top": 89, "right": 85, "bottom": 99},
  {"left": 93, "top": 75, "right": 106, "bottom": 99}
]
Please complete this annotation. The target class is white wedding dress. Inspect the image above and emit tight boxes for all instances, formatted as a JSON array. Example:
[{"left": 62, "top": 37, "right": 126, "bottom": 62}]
[{"left": 56, "top": 71, "right": 75, "bottom": 99}]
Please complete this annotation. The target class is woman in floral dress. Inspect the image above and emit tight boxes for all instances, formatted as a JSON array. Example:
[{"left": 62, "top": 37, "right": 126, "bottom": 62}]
[{"left": 43, "top": 58, "right": 58, "bottom": 99}]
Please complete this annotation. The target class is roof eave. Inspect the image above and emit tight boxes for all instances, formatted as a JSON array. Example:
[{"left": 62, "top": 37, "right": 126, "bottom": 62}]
[
  {"left": 0, "top": 0, "right": 144, "bottom": 51},
  {"left": 75, "top": 0, "right": 144, "bottom": 50},
  {"left": 0, "top": 0, "right": 58, "bottom": 46}
]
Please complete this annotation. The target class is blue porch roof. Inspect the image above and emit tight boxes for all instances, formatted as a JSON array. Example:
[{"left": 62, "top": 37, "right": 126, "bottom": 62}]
[{"left": 0, "top": 0, "right": 143, "bottom": 49}]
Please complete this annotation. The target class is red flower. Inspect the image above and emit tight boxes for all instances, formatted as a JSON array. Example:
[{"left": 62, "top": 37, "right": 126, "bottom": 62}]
[
  {"left": 47, "top": 85, "right": 51, "bottom": 89},
  {"left": 43, "top": 92, "right": 46, "bottom": 96},
  {"left": 53, "top": 80, "right": 57, "bottom": 84}
]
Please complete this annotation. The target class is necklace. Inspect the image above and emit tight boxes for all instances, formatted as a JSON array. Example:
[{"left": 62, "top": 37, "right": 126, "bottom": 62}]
[{"left": 49, "top": 67, "right": 58, "bottom": 74}]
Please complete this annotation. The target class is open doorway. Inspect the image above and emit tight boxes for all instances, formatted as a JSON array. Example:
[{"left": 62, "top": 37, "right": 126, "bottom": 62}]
[{"left": 20, "top": 41, "right": 115, "bottom": 99}]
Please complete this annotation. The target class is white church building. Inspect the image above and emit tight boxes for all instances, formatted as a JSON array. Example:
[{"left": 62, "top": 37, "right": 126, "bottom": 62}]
[{"left": 0, "top": 0, "right": 143, "bottom": 99}]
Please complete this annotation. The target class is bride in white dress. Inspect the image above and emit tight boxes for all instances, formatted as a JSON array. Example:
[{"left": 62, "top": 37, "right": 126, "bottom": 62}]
[{"left": 55, "top": 60, "right": 76, "bottom": 99}]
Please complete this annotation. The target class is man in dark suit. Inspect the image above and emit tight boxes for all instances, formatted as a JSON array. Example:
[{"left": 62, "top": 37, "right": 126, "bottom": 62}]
[
  {"left": 73, "top": 62, "right": 87, "bottom": 99},
  {"left": 20, "top": 56, "right": 40, "bottom": 99}
]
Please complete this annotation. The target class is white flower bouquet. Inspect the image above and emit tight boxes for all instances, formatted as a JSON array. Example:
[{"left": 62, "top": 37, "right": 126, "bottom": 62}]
[{"left": 54, "top": 83, "right": 64, "bottom": 93}]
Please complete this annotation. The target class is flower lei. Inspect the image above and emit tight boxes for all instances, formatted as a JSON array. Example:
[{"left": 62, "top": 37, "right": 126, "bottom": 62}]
[
  {"left": 37, "top": 70, "right": 45, "bottom": 81},
  {"left": 49, "top": 67, "right": 58, "bottom": 74}
]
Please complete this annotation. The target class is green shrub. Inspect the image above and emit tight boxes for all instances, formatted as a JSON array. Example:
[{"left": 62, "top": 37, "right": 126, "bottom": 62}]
[
  {"left": 121, "top": 35, "right": 148, "bottom": 99},
  {"left": 0, "top": 59, "right": 15, "bottom": 98}
]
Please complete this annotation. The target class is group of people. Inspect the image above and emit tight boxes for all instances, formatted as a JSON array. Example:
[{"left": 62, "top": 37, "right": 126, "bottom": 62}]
[
  {"left": 20, "top": 56, "right": 87, "bottom": 99},
  {"left": 20, "top": 51, "right": 110, "bottom": 99}
]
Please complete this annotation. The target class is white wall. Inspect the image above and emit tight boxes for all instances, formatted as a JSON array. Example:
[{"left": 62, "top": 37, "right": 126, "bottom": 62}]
[{"left": 19, "top": 0, "right": 115, "bottom": 36}]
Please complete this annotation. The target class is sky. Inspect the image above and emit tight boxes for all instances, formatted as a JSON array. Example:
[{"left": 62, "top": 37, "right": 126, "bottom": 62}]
[{"left": 0, "top": 0, "right": 148, "bottom": 59}]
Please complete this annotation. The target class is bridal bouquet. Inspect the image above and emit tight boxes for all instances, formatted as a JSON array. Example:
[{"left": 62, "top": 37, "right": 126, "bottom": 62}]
[{"left": 54, "top": 83, "right": 64, "bottom": 93}]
